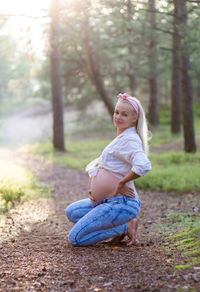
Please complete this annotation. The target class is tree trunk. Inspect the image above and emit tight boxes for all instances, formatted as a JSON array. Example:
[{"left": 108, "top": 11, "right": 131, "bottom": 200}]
[
  {"left": 127, "top": 0, "right": 137, "bottom": 96},
  {"left": 171, "top": 0, "right": 182, "bottom": 134},
  {"left": 50, "top": 0, "right": 65, "bottom": 151},
  {"left": 147, "top": 0, "right": 159, "bottom": 126},
  {"left": 83, "top": 18, "right": 114, "bottom": 117},
  {"left": 179, "top": 0, "right": 196, "bottom": 152}
]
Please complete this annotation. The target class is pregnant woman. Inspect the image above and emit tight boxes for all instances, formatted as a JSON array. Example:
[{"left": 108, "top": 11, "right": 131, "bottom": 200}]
[{"left": 66, "top": 93, "right": 152, "bottom": 246}]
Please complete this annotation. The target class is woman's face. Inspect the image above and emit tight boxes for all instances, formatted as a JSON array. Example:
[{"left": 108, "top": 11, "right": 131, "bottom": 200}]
[{"left": 113, "top": 101, "right": 137, "bottom": 131}]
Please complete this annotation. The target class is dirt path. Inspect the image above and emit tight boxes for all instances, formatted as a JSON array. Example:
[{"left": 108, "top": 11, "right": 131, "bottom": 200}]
[{"left": 0, "top": 149, "right": 200, "bottom": 291}]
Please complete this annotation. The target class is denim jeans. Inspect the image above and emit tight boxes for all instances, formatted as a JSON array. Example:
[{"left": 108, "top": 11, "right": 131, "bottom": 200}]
[{"left": 65, "top": 195, "right": 141, "bottom": 246}]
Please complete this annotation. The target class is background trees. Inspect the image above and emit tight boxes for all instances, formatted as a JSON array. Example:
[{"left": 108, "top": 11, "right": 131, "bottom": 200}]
[
  {"left": 0, "top": 0, "right": 199, "bottom": 152},
  {"left": 56, "top": 0, "right": 199, "bottom": 152},
  {"left": 50, "top": 0, "right": 65, "bottom": 151},
  {"left": 147, "top": 0, "right": 159, "bottom": 126}
]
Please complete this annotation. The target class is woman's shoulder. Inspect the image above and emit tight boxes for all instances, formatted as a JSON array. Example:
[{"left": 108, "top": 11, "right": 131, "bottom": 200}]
[
  {"left": 121, "top": 131, "right": 141, "bottom": 145},
  {"left": 118, "top": 136, "right": 143, "bottom": 153}
]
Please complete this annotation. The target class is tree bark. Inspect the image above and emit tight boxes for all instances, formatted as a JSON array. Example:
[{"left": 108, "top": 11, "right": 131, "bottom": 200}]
[
  {"left": 147, "top": 0, "right": 159, "bottom": 126},
  {"left": 171, "top": 0, "right": 182, "bottom": 134},
  {"left": 50, "top": 0, "right": 65, "bottom": 151},
  {"left": 127, "top": 0, "right": 137, "bottom": 96},
  {"left": 83, "top": 18, "right": 114, "bottom": 117},
  {"left": 179, "top": 0, "right": 196, "bottom": 152}
]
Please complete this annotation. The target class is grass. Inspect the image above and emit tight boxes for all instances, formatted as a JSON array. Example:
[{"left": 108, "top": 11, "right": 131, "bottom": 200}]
[
  {"left": 156, "top": 211, "right": 200, "bottom": 269},
  {"left": 0, "top": 161, "right": 51, "bottom": 213},
  {"left": 174, "top": 265, "right": 191, "bottom": 270},
  {"left": 135, "top": 151, "right": 200, "bottom": 192},
  {"left": 170, "top": 219, "right": 200, "bottom": 269},
  {"left": 22, "top": 139, "right": 111, "bottom": 170},
  {"left": 149, "top": 126, "right": 182, "bottom": 145}
]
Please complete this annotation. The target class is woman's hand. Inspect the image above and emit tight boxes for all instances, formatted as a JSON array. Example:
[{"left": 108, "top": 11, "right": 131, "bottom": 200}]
[
  {"left": 115, "top": 181, "right": 125, "bottom": 195},
  {"left": 114, "top": 171, "right": 140, "bottom": 197},
  {"left": 114, "top": 181, "right": 134, "bottom": 197},
  {"left": 89, "top": 191, "right": 98, "bottom": 206}
]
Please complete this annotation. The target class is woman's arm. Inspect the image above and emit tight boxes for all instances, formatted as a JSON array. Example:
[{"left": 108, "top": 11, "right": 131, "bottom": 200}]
[
  {"left": 120, "top": 171, "right": 140, "bottom": 184},
  {"left": 115, "top": 171, "right": 140, "bottom": 196}
]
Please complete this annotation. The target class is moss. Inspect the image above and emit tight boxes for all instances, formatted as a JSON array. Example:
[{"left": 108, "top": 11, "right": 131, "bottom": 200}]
[{"left": 174, "top": 264, "right": 191, "bottom": 270}]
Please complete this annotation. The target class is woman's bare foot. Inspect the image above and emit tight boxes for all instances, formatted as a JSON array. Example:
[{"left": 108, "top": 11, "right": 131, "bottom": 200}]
[{"left": 126, "top": 218, "right": 139, "bottom": 246}]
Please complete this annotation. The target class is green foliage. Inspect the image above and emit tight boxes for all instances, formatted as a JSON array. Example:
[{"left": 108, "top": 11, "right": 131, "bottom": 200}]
[
  {"left": 194, "top": 103, "right": 200, "bottom": 118},
  {"left": 1, "top": 187, "right": 25, "bottom": 208},
  {"left": 155, "top": 103, "right": 200, "bottom": 129},
  {"left": 53, "top": 0, "right": 199, "bottom": 109},
  {"left": 152, "top": 151, "right": 200, "bottom": 166},
  {"left": 1, "top": 0, "right": 200, "bottom": 111},
  {"left": 135, "top": 151, "right": 200, "bottom": 192},
  {"left": 0, "top": 162, "right": 50, "bottom": 212},
  {"left": 54, "top": 0, "right": 173, "bottom": 107},
  {"left": 0, "top": 34, "right": 33, "bottom": 103},
  {"left": 32, "top": 60, "right": 51, "bottom": 101}
]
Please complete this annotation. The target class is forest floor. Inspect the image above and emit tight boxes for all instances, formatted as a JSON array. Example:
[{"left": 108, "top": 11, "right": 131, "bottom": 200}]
[{"left": 0, "top": 148, "right": 200, "bottom": 292}]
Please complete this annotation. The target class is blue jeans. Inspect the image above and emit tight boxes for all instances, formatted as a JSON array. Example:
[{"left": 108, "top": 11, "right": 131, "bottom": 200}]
[{"left": 65, "top": 195, "right": 141, "bottom": 246}]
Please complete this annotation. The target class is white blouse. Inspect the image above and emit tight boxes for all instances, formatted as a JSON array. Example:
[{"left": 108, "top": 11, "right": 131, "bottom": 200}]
[{"left": 86, "top": 127, "right": 152, "bottom": 198}]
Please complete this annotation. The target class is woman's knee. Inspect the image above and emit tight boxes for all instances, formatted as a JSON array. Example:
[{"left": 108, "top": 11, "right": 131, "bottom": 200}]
[
  {"left": 66, "top": 199, "right": 94, "bottom": 223},
  {"left": 68, "top": 227, "right": 82, "bottom": 245},
  {"left": 65, "top": 204, "right": 75, "bottom": 222},
  {"left": 68, "top": 230, "right": 77, "bottom": 245}
]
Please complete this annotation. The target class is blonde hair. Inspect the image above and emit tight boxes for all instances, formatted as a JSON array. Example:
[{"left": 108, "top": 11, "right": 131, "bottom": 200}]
[
  {"left": 134, "top": 97, "right": 150, "bottom": 155},
  {"left": 117, "top": 97, "right": 150, "bottom": 155}
]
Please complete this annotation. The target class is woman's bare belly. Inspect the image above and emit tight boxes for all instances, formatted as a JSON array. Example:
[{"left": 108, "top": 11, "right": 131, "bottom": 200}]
[
  {"left": 89, "top": 168, "right": 136, "bottom": 204},
  {"left": 90, "top": 168, "right": 120, "bottom": 203}
]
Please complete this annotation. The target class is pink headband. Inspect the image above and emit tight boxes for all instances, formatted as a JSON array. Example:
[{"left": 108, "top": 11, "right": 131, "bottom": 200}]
[{"left": 117, "top": 93, "right": 140, "bottom": 119}]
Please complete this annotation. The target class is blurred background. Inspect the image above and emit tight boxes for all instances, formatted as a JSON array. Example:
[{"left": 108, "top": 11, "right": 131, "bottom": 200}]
[{"left": 0, "top": 0, "right": 199, "bottom": 150}]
